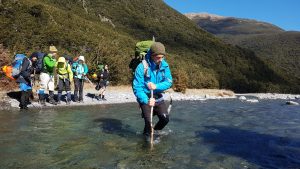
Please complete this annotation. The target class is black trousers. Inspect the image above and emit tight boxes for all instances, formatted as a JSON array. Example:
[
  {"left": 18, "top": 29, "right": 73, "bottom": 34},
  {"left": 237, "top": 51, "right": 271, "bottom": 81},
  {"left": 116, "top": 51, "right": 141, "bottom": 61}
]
[
  {"left": 58, "top": 78, "right": 71, "bottom": 101},
  {"left": 74, "top": 78, "right": 84, "bottom": 101},
  {"left": 140, "top": 101, "right": 169, "bottom": 135},
  {"left": 20, "top": 90, "right": 30, "bottom": 108}
]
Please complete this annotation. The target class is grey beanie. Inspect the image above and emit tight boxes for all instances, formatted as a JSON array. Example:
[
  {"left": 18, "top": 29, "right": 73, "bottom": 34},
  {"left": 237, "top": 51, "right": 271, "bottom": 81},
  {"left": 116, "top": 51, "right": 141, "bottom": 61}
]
[{"left": 150, "top": 42, "right": 166, "bottom": 56}]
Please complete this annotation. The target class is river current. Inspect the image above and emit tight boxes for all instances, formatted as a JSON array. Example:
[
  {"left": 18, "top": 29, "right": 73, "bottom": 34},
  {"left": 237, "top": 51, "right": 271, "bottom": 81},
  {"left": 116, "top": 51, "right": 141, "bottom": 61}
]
[{"left": 0, "top": 99, "right": 299, "bottom": 169}]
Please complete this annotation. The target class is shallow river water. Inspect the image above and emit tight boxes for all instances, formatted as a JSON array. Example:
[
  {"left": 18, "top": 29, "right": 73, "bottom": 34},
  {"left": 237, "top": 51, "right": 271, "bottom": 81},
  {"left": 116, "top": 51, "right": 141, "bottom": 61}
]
[{"left": 0, "top": 99, "right": 299, "bottom": 169}]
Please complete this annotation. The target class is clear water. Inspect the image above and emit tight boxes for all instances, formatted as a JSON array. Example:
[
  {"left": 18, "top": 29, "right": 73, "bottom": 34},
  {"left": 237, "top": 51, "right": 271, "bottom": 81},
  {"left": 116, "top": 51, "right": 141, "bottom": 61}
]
[{"left": 0, "top": 99, "right": 300, "bottom": 169}]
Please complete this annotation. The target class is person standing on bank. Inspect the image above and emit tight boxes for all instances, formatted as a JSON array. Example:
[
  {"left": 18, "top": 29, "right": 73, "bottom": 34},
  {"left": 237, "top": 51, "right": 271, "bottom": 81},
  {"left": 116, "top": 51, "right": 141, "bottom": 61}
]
[
  {"left": 96, "top": 64, "right": 109, "bottom": 101},
  {"left": 39, "top": 46, "right": 58, "bottom": 105},
  {"left": 17, "top": 53, "right": 37, "bottom": 109},
  {"left": 132, "top": 42, "right": 173, "bottom": 137},
  {"left": 72, "top": 55, "right": 88, "bottom": 102},
  {"left": 56, "top": 56, "right": 73, "bottom": 105}
]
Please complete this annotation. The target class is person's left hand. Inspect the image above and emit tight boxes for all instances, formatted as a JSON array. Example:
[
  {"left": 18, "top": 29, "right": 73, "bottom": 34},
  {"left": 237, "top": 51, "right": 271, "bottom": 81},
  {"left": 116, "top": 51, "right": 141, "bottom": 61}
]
[{"left": 147, "top": 82, "right": 156, "bottom": 90}]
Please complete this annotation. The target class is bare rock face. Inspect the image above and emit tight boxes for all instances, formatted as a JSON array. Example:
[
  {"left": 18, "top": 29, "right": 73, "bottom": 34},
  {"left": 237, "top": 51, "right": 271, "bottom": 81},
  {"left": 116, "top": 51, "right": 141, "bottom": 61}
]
[
  {"left": 98, "top": 14, "right": 115, "bottom": 28},
  {"left": 185, "top": 12, "right": 284, "bottom": 35},
  {"left": 185, "top": 13, "right": 226, "bottom": 21}
]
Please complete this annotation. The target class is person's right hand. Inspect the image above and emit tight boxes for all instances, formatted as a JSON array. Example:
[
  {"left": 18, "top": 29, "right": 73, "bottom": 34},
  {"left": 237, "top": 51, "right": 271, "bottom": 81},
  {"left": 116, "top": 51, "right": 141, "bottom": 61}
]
[
  {"left": 147, "top": 82, "right": 156, "bottom": 90},
  {"left": 148, "top": 98, "right": 155, "bottom": 107}
]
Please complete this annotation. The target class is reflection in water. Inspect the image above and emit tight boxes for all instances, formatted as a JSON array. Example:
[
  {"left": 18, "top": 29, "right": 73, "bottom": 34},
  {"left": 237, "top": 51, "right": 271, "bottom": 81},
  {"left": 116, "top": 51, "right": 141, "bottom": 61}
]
[
  {"left": 0, "top": 100, "right": 299, "bottom": 168},
  {"left": 94, "top": 118, "right": 137, "bottom": 138},
  {"left": 196, "top": 126, "right": 300, "bottom": 169}
]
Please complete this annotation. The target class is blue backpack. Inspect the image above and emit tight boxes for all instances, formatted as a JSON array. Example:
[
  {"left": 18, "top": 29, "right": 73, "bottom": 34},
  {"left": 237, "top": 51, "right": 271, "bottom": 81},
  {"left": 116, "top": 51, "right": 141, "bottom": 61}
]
[{"left": 12, "top": 54, "right": 26, "bottom": 79}]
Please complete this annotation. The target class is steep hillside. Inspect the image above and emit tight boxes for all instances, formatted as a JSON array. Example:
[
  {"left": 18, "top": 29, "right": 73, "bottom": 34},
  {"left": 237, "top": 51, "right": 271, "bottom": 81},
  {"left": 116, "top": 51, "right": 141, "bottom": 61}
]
[
  {"left": 187, "top": 13, "right": 300, "bottom": 90},
  {"left": 0, "top": 0, "right": 298, "bottom": 93},
  {"left": 235, "top": 32, "right": 300, "bottom": 81}
]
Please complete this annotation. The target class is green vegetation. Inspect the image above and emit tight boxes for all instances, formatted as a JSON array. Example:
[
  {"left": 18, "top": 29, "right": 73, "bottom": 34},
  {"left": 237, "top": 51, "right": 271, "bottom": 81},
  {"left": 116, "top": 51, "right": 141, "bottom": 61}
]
[
  {"left": 0, "top": 0, "right": 298, "bottom": 93},
  {"left": 230, "top": 32, "right": 300, "bottom": 85},
  {"left": 189, "top": 14, "right": 300, "bottom": 93}
]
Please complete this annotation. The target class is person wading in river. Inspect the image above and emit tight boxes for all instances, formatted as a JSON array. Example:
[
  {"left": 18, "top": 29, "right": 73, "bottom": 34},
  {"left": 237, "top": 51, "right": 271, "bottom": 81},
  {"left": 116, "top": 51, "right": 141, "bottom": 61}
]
[{"left": 132, "top": 42, "right": 173, "bottom": 138}]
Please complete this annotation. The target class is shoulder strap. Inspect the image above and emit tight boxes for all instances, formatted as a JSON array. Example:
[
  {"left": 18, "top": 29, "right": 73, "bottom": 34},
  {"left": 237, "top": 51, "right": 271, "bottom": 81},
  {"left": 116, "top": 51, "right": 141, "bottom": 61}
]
[{"left": 142, "top": 59, "right": 149, "bottom": 77}]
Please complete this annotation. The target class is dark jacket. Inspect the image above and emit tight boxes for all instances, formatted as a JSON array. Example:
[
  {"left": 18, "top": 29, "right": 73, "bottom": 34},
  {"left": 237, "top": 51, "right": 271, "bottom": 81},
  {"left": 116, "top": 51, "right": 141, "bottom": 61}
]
[
  {"left": 97, "top": 69, "right": 109, "bottom": 82},
  {"left": 97, "top": 69, "right": 109, "bottom": 87},
  {"left": 16, "top": 57, "right": 33, "bottom": 85}
]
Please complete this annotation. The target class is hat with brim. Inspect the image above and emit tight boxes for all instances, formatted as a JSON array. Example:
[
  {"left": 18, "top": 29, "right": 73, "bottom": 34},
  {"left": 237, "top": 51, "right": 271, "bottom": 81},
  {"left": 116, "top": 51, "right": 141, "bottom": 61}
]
[{"left": 49, "top": 45, "right": 58, "bottom": 52}]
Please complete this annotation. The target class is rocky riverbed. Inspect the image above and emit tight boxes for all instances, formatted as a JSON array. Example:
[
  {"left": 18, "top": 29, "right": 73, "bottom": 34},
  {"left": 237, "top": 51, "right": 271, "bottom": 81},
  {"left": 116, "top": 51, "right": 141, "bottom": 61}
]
[{"left": 1, "top": 85, "right": 299, "bottom": 110}]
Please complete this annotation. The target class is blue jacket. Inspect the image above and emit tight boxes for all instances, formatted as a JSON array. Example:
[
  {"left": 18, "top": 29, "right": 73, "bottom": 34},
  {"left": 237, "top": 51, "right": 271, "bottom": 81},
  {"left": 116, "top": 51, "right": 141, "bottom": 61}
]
[
  {"left": 132, "top": 51, "right": 173, "bottom": 105},
  {"left": 72, "top": 61, "right": 88, "bottom": 79}
]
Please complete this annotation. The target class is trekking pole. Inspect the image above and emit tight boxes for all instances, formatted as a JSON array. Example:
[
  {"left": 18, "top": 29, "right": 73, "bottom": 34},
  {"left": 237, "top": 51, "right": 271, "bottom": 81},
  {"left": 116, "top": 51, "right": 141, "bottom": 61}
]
[
  {"left": 167, "top": 94, "right": 173, "bottom": 115},
  {"left": 150, "top": 90, "right": 154, "bottom": 148},
  {"left": 32, "top": 69, "right": 36, "bottom": 87},
  {"left": 84, "top": 76, "right": 94, "bottom": 85}
]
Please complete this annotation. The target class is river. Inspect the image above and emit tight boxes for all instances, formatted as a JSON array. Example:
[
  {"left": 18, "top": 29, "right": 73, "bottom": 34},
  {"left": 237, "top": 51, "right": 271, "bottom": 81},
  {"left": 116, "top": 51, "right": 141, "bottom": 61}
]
[{"left": 0, "top": 99, "right": 299, "bottom": 168}]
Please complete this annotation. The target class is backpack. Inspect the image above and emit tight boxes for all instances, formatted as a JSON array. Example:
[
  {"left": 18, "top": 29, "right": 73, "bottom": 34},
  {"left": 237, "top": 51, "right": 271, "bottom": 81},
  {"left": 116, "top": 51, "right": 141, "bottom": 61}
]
[
  {"left": 64, "top": 54, "right": 74, "bottom": 66},
  {"left": 31, "top": 52, "right": 46, "bottom": 74},
  {"left": 11, "top": 54, "right": 26, "bottom": 79},
  {"left": 129, "top": 40, "right": 154, "bottom": 75},
  {"left": 97, "top": 64, "right": 104, "bottom": 72}
]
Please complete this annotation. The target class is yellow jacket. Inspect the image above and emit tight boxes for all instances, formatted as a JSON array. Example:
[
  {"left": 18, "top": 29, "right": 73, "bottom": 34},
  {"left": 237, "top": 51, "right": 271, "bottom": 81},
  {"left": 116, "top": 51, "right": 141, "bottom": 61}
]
[{"left": 56, "top": 61, "right": 73, "bottom": 82}]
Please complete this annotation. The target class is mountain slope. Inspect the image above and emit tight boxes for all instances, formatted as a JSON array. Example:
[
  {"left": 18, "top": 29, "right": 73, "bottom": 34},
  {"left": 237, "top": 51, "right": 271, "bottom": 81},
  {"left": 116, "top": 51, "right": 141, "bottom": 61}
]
[
  {"left": 185, "top": 13, "right": 284, "bottom": 35},
  {"left": 0, "top": 0, "right": 298, "bottom": 93},
  {"left": 235, "top": 32, "right": 300, "bottom": 81},
  {"left": 187, "top": 13, "right": 300, "bottom": 92}
]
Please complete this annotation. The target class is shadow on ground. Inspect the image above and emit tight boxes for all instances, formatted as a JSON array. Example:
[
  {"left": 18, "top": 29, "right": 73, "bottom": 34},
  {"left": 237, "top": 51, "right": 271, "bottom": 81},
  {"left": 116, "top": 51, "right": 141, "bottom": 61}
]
[{"left": 7, "top": 91, "right": 21, "bottom": 102}]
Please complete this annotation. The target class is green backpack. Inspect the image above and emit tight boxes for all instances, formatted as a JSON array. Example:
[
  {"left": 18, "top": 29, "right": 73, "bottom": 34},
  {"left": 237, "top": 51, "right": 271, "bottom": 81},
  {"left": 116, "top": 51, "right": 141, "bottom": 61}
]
[{"left": 129, "top": 40, "right": 154, "bottom": 75}]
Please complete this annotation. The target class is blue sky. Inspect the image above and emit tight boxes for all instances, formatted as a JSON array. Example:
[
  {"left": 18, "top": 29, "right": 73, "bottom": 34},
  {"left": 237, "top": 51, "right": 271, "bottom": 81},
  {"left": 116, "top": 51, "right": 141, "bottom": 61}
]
[{"left": 164, "top": 0, "right": 300, "bottom": 31}]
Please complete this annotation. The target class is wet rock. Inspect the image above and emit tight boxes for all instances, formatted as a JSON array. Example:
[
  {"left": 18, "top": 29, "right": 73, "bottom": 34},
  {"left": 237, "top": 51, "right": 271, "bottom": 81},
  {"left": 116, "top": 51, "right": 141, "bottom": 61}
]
[
  {"left": 239, "top": 96, "right": 247, "bottom": 100},
  {"left": 246, "top": 99, "right": 259, "bottom": 103},
  {"left": 286, "top": 101, "right": 299, "bottom": 105}
]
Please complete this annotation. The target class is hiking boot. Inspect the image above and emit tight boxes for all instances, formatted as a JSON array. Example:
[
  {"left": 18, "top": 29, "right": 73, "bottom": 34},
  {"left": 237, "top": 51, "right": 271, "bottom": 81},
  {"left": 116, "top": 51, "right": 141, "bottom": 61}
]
[
  {"left": 20, "top": 106, "right": 29, "bottom": 110},
  {"left": 49, "top": 99, "right": 57, "bottom": 105},
  {"left": 49, "top": 91, "right": 57, "bottom": 105},
  {"left": 66, "top": 92, "right": 71, "bottom": 103},
  {"left": 41, "top": 100, "right": 46, "bottom": 106},
  {"left": 57, "top": 100, "right": 61, "bottom": 104}
]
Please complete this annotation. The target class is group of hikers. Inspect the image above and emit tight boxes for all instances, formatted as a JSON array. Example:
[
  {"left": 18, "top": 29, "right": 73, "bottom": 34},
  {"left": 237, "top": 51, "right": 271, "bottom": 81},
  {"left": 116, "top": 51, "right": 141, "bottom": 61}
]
[
  {"left": 4, "top": 41, "right": 173, "bottom": 140},
  {"left": 5, "top": 45, "right": 110, "bottom": 109}
]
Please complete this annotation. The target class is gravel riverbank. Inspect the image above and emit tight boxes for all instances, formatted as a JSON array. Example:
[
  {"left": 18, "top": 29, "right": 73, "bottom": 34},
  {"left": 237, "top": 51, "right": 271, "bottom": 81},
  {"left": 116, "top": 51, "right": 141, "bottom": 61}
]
[{"left": 1, "top": 85, "right": 299, "bottom": 110}]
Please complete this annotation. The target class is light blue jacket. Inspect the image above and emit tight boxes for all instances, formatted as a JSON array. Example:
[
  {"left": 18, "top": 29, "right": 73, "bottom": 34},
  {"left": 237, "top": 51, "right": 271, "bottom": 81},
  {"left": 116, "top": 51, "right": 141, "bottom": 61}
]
[
  {"left": 72, "top": 61, "right": 88, "bottom": 79},
  {"left": 132, "top": 51, "right": 173, "bottom": 105}
]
